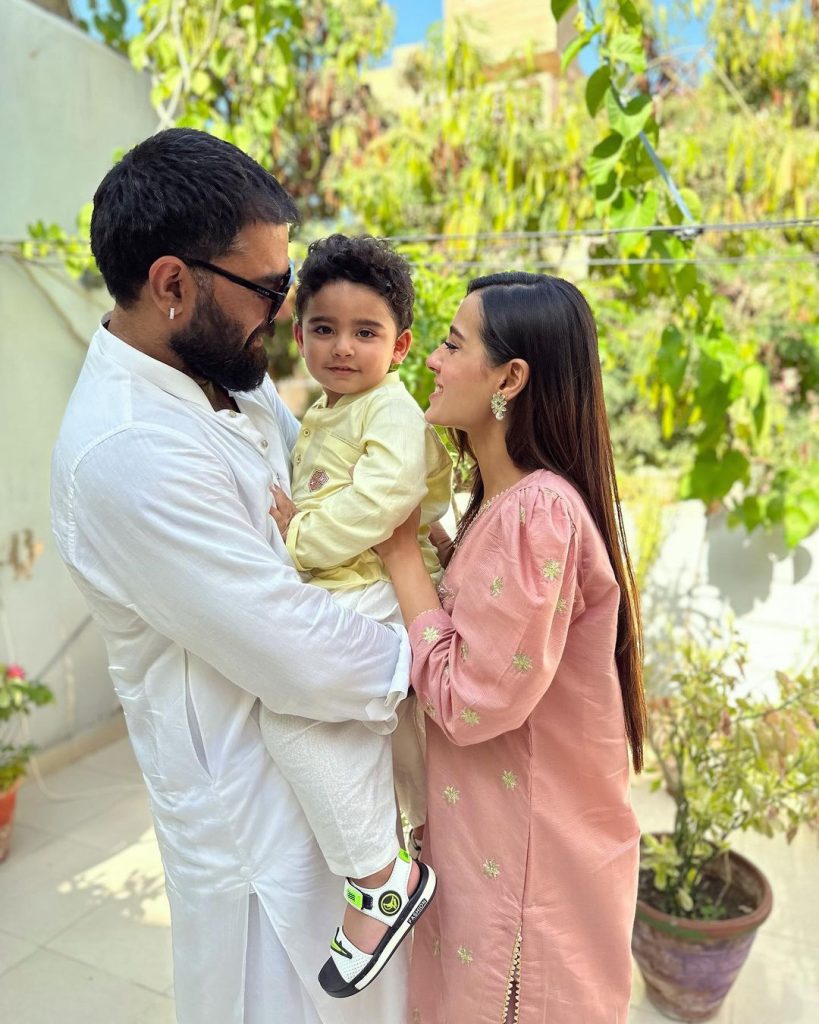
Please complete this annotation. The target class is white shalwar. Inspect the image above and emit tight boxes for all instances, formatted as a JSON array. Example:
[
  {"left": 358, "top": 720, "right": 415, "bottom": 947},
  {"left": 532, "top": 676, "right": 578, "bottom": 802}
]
[
  {"left": 261, "top": 578, "right": 427, "bottom": 879},
  {"left": 50, "top": 322, "right": 410, "bottom": 1024}
]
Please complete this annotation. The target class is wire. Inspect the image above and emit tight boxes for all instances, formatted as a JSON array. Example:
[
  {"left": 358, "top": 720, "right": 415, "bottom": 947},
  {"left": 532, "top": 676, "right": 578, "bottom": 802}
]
[
  {"left": 416, "top": 254, "right": 818, "bottom": 269},
  {"left": 2, "top": 217, "right": 816, "bottom": 258},
  {"left": 386, "top": 218, "right": 819, "bottom": 244}
]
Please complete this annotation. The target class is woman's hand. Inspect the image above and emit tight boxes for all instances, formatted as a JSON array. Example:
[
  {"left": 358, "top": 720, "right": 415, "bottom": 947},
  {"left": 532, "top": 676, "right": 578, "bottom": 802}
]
[
  {"left": 375, "top": 506, "right": 441, "bottom": 625},
  {"left": 269, "top": 484, "right": 299, "bottom": 540},
  {"left": 374, "top": 505, "right": 423, "bottom": 567}
]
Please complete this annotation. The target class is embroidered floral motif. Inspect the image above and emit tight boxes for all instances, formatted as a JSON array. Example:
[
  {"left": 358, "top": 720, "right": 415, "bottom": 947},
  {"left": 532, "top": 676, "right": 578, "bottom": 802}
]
[
  {"left": 443, "top": 785, "right": 460, "bottom": 805},
  {"left": 501, "top": 770, "right": 519, "bottom": 790},
  {"left": 421, "top": 626, "right": 441, "bottom": 644},
  {"left": 424, "top": 699, "right": 437, "bottom": 718},
  {"left": 460, "top": 708, "right": 480, "bottom": 726},
  {"left": 431, "top": 936, "right": 441, "bottom": 957},
  {"left": 411, "top": 1011, "right": 421, "bottom": 1024},
  {"left": 459, "top": 641, "right": 470, "bottom": 662},
  {"left": 482, "top": 859, "right": 501, "bottom": 878},
  {"left": 307, "top": 469, "right": 329, "bottom": 492},
  {"left": 542, "top": 559, "right": 563, "bottom": 582},
  {"left": 456, "top": 946, "right": 474, "bottom": 965},
  {"left": 519, "top": 504, "right": 526, "bottom": 524},
  {"left": 556, "top": 595, "right": 569, "bottom": 616},
  {"left": 489, "top": 576, "right": 504, "bottom": 597},
  {"left": 512, "top": 652, "right": 532, "bottom": 672}
]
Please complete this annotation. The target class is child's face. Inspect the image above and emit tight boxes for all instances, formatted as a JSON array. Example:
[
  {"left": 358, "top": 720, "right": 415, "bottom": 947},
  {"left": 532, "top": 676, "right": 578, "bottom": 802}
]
[{"left": 295, "top": 280, "right": 411, "bottom": 406}]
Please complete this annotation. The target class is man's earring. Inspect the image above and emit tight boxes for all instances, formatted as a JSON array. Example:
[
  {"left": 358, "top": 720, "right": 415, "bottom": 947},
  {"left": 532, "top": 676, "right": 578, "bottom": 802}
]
[
  {"left": 490, "top": 390, "right": 508, "bottom": 421},
  {"left": 169, "top": 307, "right": 176, "bottom": 321}
]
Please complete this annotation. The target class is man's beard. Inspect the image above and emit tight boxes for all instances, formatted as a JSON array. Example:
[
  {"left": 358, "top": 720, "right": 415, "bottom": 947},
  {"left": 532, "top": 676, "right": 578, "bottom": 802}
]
[{"left": 169, "top": 293, "right": 269, "bottom": 393}]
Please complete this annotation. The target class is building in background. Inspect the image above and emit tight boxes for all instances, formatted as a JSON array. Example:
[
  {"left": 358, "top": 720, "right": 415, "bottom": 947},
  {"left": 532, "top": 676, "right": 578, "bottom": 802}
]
[{"left": 367, "top": 0, "right": 578, "bottom": 111}]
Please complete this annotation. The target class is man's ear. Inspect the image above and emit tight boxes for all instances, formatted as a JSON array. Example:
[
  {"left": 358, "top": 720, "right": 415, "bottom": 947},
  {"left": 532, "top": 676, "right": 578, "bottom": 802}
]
[
  {"left": 293, "top": 322, "right": 305, "bottom": 356},
  {"left": 147, "top": 256, "right": 190, "bottom": 320},
  {"left": 392, "top": 329, "right": 412, "bottom": 365}
]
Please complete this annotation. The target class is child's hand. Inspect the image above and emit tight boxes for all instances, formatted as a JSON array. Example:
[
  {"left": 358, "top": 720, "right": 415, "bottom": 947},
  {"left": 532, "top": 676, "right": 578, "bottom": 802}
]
[
  {"left": 374, "top": 506, "right": 423, "bottom": 566},
  {"left": 428, "top": 521, "right": 454, "bottom": 568},
  {"left": 269, "top": 485, "right": 299, "bottom": 540}
]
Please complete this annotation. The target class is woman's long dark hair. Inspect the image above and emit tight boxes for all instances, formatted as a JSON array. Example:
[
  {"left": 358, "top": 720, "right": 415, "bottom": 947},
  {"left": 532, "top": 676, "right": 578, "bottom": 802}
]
[{"left": 453, "top": 272, "right": 646, "bottom": 772}]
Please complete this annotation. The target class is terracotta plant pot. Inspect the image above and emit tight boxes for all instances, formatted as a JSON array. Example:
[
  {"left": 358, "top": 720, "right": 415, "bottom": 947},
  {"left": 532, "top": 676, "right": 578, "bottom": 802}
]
[
  {"left": 632, "top": 846, "right": 773, "bottom": 1022},
  {"left": 0, "top": 781, "right": 21, "bottom": 863}
]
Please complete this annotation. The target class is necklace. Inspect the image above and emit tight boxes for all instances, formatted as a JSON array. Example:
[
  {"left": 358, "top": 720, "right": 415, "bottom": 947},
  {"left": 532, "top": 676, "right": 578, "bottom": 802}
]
[{"left": 455, "top": 482, "right": 520, "bottom": 548}]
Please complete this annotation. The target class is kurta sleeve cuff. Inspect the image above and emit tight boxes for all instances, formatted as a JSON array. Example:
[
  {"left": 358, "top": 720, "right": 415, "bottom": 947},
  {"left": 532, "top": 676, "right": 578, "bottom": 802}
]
[
  {"left": 408, "top": 607, "right": 453, "bottom": 647},
  {"left": 284, "top": 510, "right": 310, "bottom": 571}
]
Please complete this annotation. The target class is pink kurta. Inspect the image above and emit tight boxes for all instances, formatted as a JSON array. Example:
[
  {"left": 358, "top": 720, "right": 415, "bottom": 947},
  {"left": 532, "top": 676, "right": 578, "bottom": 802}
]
[{"left": 408, "top": 470, "right": 639, "bottom": 1024}]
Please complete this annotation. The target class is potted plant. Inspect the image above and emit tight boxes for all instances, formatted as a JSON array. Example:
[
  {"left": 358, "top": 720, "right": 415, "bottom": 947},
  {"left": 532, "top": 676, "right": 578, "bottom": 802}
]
[
  {"left": 0, "top": 662, "right": 54, "bottom": 861},
  {"left": 633, "top": 626, "right": 819, "bottom": 1021}
]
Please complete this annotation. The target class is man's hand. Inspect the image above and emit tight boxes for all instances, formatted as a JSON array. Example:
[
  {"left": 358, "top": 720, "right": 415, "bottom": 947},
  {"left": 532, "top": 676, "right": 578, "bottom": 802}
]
[{"left": 269, "top": 484, "right": 299, "bottom": 540}]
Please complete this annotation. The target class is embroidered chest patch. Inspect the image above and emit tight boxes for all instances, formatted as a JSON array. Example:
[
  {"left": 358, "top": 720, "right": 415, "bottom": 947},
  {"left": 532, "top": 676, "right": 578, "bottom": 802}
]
[{"left": 308, "top": 469, "right": 329, "bottom": 492}]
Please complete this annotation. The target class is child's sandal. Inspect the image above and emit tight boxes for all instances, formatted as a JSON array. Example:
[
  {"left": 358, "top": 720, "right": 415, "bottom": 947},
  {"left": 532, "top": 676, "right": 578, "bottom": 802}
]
[{"left": 318, "top": 849, "right": 437, "bottom": 998}]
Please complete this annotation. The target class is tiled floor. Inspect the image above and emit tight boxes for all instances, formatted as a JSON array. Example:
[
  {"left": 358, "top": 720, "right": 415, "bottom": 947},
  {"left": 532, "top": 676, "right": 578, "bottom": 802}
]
[{"left": 1, "top": 736, "right": 817, "bottom": 1023}]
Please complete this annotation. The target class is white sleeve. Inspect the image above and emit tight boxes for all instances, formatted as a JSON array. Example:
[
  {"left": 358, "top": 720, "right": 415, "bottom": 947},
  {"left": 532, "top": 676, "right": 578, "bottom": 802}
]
[{"left": 69, "top": 426, "right": 408, "bottom": 730}]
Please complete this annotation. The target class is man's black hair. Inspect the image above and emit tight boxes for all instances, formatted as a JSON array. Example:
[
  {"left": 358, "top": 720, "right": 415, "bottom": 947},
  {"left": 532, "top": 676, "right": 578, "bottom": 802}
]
[
  {"left": 295, "top": 235, "right": 414, "bottom": 333},
  {"left": 90, "top": 128, "right": 300, "bottom": 306}
]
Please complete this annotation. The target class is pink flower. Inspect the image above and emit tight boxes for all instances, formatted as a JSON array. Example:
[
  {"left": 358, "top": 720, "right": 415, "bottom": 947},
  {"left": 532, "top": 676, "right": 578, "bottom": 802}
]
[{"left": 5, "top": 664, "right": 26, "bottom": 680}]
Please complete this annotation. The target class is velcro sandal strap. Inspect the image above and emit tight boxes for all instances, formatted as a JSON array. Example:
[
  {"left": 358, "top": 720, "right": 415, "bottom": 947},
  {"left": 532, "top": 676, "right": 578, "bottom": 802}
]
[
  {"left": 344, "top": 882, "right": 373, "bottom": 912},
  {"left": 342, "top": 849, "right": 414, "bottom": 928}
]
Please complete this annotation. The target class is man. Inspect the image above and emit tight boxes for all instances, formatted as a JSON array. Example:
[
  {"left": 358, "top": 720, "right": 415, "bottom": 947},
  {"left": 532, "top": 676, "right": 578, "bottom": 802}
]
[{"left": 50, "top": 129, "right": 409, "bottom": 1024}]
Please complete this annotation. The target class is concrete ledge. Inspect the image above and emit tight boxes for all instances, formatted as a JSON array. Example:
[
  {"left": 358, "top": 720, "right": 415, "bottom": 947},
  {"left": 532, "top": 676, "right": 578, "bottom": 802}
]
[{"left": 27, "top": 711, "right": 127, "bottom": 778}]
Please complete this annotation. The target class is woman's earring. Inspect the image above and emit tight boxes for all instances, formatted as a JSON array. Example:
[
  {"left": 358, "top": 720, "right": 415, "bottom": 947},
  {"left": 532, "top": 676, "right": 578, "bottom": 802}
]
[
  {"left": 490, "top": 390, "right": 508, "bottom": 421},
  {"left": 169, "top": 307, "right": 176, "bottom": 321}
]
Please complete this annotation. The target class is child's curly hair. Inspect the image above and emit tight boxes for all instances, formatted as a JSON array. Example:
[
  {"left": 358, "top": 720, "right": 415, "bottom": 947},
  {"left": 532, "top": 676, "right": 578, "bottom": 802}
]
[{"left": 295, "top": 234, "right": 414, "bottom": 333}]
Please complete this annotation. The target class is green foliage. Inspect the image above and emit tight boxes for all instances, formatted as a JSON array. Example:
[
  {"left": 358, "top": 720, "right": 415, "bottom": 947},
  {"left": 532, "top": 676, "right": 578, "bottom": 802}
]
[
  {"left": 0, "top": 663, "right": 54, "bottom": 792},
  {"left": 545, "top": 0, "right": 818, "bottom": 544},
  {"left": 130, "top": 0, "right": 393, "bottom": 217},
  {"left": 643, "top": 626, "right": 819, "bottom": 918},
  {"left": 334, "top": 21, "right": 594, "bottom": 238},
  {"left": 30, "top": 0, "right": 818, "bottom": 545},
  {"left": 707, "top": 0, "right": 819, "bottom": 127}
]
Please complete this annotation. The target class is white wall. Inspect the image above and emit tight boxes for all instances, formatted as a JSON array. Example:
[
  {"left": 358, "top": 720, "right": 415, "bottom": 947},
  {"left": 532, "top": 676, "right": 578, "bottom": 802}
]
[
  {"left": 0, "top": 0, "right": 156, "bottom": 750},
  {"left": 0, "top": 0, "right": 157, "bottom": 237},
  {"left": 643, "top": 502, "right": 818, "bottom": 696}
]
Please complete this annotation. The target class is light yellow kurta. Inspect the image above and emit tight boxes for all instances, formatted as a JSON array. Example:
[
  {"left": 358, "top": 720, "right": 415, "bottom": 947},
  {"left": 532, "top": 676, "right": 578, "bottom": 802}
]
[{"left": 286, "top": 373, "right": 452, "bottom": 588}]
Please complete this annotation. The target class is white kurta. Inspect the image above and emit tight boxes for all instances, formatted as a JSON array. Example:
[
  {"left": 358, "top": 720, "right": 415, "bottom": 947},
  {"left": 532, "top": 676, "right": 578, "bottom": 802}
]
[{"left": 50, "top": 323, "right": 410, "bottom": 1024}]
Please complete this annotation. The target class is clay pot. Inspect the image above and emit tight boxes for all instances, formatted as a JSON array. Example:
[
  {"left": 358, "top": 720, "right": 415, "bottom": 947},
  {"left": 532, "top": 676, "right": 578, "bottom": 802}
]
[
  {"left": 632, "top": 846, "right": 773, "bottom": 1022},
  {"left": 0, "top": 781, "right": 21, "bottom": 862}
]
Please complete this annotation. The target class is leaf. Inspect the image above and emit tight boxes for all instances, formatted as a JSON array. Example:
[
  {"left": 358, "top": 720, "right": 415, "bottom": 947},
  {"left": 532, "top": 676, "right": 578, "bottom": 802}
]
[
  {"left": 586, "top": 133, "right": 623, "bottom": 185},
  {"left": 618, "top": 0, "right": 641, "bottom": 27},
  {"left": 658, "top": 325, "right": 688, "bottom": 392},
  {"left": 551, "top": 0, "right": 575, "bottom": 20},
  {"left": 607, "top": 32, "right": 646, "bottom": 73},
  {"left": 561, "top": 25, "right": 602, "bottom": 73},
  {"left": 610, "top": 188, "right": 658, "bottom": 229},
  {"left": 685, "top": 450, "right": 750, "bottom": 503},
  {"left": 605, "top": 91, "right": 653, "bottom": 141},
  {"left": 585, "top": 66, "right": 611, "bottom": 117},
  {"left": 742, "top": 364, "right": 767, "bottom": 409}
]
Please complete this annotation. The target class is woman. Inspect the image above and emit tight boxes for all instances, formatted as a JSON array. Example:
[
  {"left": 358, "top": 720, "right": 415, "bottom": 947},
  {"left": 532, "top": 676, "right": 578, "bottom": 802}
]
[{"left": 377, "top": 273, "right": 645, "bottom": 1024}]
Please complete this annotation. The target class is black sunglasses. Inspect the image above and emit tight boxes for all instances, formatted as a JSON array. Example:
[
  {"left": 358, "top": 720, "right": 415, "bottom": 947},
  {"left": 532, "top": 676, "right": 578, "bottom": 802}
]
[{"left": 182, "top": 257, "right": 295, "bottom": 325}]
